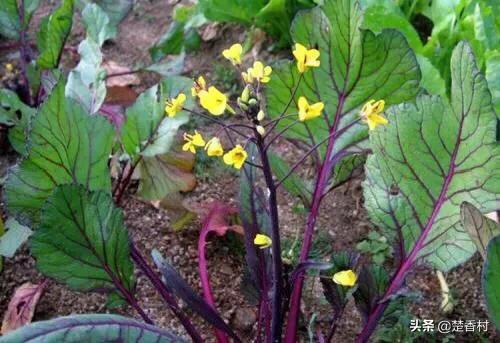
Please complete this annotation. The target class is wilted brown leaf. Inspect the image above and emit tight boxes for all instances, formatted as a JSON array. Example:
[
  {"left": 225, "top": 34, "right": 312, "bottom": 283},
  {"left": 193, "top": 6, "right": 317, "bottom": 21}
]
[{"left": 1, "top": 281, "right": 46, "bottom": 334}]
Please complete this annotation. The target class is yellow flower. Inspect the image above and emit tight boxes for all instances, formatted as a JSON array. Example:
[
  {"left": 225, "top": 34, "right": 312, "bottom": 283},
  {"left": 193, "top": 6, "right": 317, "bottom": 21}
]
[
  {"left": 191, "top": 76, "right": 206, "bottom": 97},
  {"left": 199, "top": 86, "right": 228, "bottom": 116},
  {"left": 254, "top": 234, "right": 272, "bottom": 249},
  {"left": 165, "top": 93, "right": 186, "bottom": 117},
  {"left": 298, "top": 96, "right": 324, "bottom": 121},
  {"left": 205, "top": 137, "right": 224, "bottom": 157},
  {"left": 5, "top": 63, "right": 14, "bottom": 72},
  {"left": 360, "top": 100, "right": 388, "bottom": 130},
  {"left": 242, "top": 61, "right": 272, "bottom": 84},
  {"left": 332, "top": 269, "right": 357, "bottom": 287},
  {"left": 223, "top": 145, "right": 247, "bottom": 169},
  {"left": 222, "top": 43, "right": 243, "bottom": 65},
  {"left": 182, "top": 131, "right": 206, "bottom": 154},
  {"left": 293, "top": 43, "right": 320, "bottom": 73}
]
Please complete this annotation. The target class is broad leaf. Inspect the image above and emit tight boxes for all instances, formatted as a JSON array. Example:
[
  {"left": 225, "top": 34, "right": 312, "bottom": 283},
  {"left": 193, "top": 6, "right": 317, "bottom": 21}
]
[
  {"left": 36, "top": 0, "right": 74, "bottom": 70},
  {"left": 0, "top": 88, "right": 36, "bottom": 155},
  {"left": 0, "top": 219, "right": 32, "bottom": 258},
  {"left": 145, "top": 53, "right": 186, "bottom": 78},
  {"left": 483, "top": 236, "right": 500, "bottom": 327},
  {"left": 0, "top": 314, "right": 182, "bottom": 342},
  {"left": 31, "top": 184, "right": 135, "bottom": 294},
  {"left": 5, "top": 83, "right": 114, "bottom": 225},
  {"left": 66, "top": 3, "right": 112, "bottom": 113},
  {"left": 461, "top": 202, "right": 500, "bottom": 260},
  {"left": 77, "top": 0, "right": 133, "bottom": 27},
  {"left": 152, "top": 250, "right": 239, "bottom": 341},
  {"left": 363, "top": 42, "right": 499, "bottom": 271},
  {"left": 138, "top": 151, "right": 196, "bottom": 200},
  {"left": 266, "top": 0, "right": 420, "bottom": 173}
]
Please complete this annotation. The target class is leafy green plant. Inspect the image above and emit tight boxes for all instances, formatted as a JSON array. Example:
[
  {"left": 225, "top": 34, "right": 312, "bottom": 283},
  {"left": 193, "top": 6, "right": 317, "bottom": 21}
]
[
  {"left": 356, "top": 231, "right": 392, "bottom": 265},
  {"left": 0, "top": 0, "right": 498, "bottom": 342}
]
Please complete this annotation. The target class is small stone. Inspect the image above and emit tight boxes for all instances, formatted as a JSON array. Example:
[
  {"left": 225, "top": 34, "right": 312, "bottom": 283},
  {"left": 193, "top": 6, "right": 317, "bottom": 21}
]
[{"left": 232, "top": 307, "right": 257, "bottom": 332}]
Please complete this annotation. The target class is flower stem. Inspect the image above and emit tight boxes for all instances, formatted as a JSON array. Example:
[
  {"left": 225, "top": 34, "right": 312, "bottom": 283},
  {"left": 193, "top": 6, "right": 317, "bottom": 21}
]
[
  {"left": 130, "top": 245, "right": 203, "bottom": 342},
  {"left": 255, "top": 131, "right": 283, "bottom": 342}
]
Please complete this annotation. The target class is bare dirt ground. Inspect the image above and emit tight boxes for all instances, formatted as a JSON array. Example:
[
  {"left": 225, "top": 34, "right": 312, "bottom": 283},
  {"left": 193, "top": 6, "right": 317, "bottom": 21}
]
[{"left": 0, "top": 1, "right": 496, "bottom": 342}]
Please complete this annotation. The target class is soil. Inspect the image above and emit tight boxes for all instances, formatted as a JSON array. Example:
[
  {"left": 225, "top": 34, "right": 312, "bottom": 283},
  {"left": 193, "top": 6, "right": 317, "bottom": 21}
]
[{"left": 0, "top": 1, "right": 497, "bottom": 342}]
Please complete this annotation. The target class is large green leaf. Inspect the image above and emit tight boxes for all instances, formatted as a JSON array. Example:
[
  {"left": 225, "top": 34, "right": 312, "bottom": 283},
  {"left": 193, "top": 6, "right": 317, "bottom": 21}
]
[
  {"left": 0, "top": 314, "right": 182, "bottom": 342},
  {"left": 266, "top": 0, "right": 420, "bottom": 161},
  {"left": 31, "top": 184, "right": 134, "bottom": 293},
  {"left": 4, "top": 83, "right": 114, "bottom": 226},
  {"left": 77, "top": 0, "right": 133, "bottom": 27},
  {"left": 0, "top": 0, "right": 20, "bottom": 40},
  {"left": 36, "top": 0, "right": 74, "bottom": 70},
  {"left": 461, "top": 202, "right": 500, "bottom": 260},
  {"left": 0, "top": 88, "right": 36, "bottom": 156},
  {"left": 483, "top": 235, "right": 500, "bottom": 328},
  {"left": 363, "top": 42, "right": 499, "bottom": 271}
]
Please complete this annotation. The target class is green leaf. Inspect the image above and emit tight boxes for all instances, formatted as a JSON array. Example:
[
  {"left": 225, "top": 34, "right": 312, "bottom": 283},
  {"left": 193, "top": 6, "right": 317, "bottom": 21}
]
[
  {"left": 266, "top": 0, "right": 420, "bottom": 184},
  {"left": 77, "top": 0, "right": 133, "bottom": 27},
  {"left": 144, "top": 53, "right": 185, "bottom": 78},
  {"left": 363, "top": 42, "right": 499, "bottom": 271},
  {"left": 0, "top": 0, "right": 20, "bottom": 40},
  {"left": 255, "top": 0, "right": 294, "bottom": 45},
  {"left": 268, "top": 152, "right": 312, "bottom": 207},
  {"left": 0, "top": 219, "right": 33, "bottom": 258},
  {"left": 483, "top": 235, "right": 500, "bottom": 328},
  {"left": 416, "top": 55, "right": 447, "bottom": 97},
  {"left": 137, "top": 151, "right": 196, "bottom": 200},
  {"left": 0, "top": 314, "right": 182, "bottom": 342},
  {"left": 461, "top": 202, "right": 500, "bottom": 260},
  {"left": 31, "top": 184, "right": 135, "bottom": 293},
  {"left": 198, "top": 0, "right": 267, "bottom": 25},
  {"left": 485, "top": 51, "right": 500, "bottom": 115},
  {"left": 5, "top": 83, "right": 114, "bottom": 226},
  {"left": 36, "top": 0, "right": 74, "bottom": 70},
  {"left": 121, "top": 76, "right": 193, "bottom": 161},
  {"left": 81, "top": 3, "right": 116, "bottom": 45},
  {"left": 0, "top": 88, "right": 36, "bottom": 156},
  {"left": 65, "top": 3, "right": 110, "bottom": 114}
]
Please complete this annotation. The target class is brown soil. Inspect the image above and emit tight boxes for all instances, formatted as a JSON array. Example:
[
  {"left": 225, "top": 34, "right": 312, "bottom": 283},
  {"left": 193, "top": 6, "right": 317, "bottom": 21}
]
[{"left": 0, "top": 1, "right": 496, "bottom": 342}]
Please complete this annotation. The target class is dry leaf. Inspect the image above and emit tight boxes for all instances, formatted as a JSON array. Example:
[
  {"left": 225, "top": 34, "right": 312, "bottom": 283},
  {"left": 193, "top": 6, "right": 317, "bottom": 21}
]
[
  {"left": 103, "top": 61, "right": 140, "bottom": 87},
  {"left": 1, "top": 281, "right": 46, "bottom": 334},
  {"left": 200, "top": 23, "right": 219, "bottom": 41}
]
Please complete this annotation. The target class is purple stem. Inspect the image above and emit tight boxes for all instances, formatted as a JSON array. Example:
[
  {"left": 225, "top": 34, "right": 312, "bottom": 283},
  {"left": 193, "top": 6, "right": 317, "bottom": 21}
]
[
  {"left": 130, "top": 245, "right": 203, "bottom": 342},
  {"left": 198, "top": 229, "right": 228, "bottom": 343},
  {"left": 18, "top": 0, "right": 32, "bottom": 105},
  {"left": 255, "top": 130, "right": 283, "bottom": 342},
  {"left": 284, "top": 94, "right": 346, "bottom": 342}
]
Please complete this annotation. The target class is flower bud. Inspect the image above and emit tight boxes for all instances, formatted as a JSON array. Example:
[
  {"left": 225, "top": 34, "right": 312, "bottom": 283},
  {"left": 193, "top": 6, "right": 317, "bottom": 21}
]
[
  {"left": 256, "top": 125, "right": 266, "bottom": 136},
  {"left": 241, "top": 85, "right": 251, "bottom": 102},
  {"left": 257, "top": 110, "right": 265, "bottom": 121},
  {"left": 248, "top": 98, "right": 258, "bottom": 106},
  {"left": 237, "top": 98, "right": 248, "bottom": 111}
]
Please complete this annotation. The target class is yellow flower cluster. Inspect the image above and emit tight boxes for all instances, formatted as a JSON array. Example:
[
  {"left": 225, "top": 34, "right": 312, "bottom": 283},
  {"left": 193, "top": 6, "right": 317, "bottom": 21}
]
[
  {"left": 242, "top": 61, "right": 273, "bottom": 84},
  {"left": 182, "top": 131, "right": 248, "bottom": 170},
  {"left": 359, "top": 99, "right": 388, "bottom": 130}
]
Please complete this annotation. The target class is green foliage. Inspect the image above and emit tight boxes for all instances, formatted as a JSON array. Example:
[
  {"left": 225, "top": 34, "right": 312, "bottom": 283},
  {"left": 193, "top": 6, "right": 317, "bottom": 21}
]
[
  {"left": 0, "top": 219, "right": 32, "bottom": 259},
  {"left": 199, "top": 0, "right": 316, "bottom": 46},
  {"left": 32, "top": 184, "right": 135, "bottom": 294},
  {"left": 121, "top": 76, "right": 196, "bottom": 201},
  {"left": 483, "top": 235, "right": 500, "bottom": 327},
  {"left": 5, "top": 83, "right": 114, "bottom": 225},
  {"left": 0, "top": 0, "right": 40, "bottom": 40},
  {"left": 150, "top": 4, "right": 207, "bottom": 62},
  {"left": 65, "top": 3, "right": 112, "bottom": 114},
  {"left": 363, "top": 42, "right": 499, "bottom": 271},
  {"left": 0, "top": 88, "right": 36, "bottom": 155},
  {"left": 77, "top": 0, "right": 133, "bottom": 27},
  {"left": 356, "top": 231, "right": 392, "bottom": 265},
  {"left": 0, "top": 314, "right": 181, "bottom": 342},
  {"left": 36, "top": 0, "right": 74, "bottom": 70},
  {"left": 461, "top": 202, "right": 500, "bottom": 259}
]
